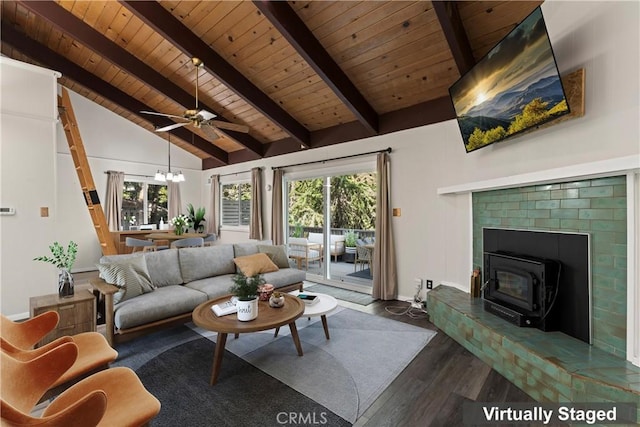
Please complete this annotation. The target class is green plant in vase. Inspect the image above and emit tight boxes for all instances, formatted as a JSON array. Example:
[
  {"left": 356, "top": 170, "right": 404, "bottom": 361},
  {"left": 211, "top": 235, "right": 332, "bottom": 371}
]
[
  {"left": 229, "top": 274, "right": 265, "bottom": 321},
  {"left": 34, "top": 241, "right": 78, "bottom": 298},
  {"left": 187, "top": 203, "right": 206, "bottom": 233},
  {"left": 171, "top": 214, "right": 190, "bottom": 235}
]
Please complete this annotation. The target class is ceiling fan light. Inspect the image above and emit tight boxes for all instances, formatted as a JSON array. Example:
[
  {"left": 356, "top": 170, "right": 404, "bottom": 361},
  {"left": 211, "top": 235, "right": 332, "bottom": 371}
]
[{"left": 155, "top": 171, "right": 166, "bottom": 182}]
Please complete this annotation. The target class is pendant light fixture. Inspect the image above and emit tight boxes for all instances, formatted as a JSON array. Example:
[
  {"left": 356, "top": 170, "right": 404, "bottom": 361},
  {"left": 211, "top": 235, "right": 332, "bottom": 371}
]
[{"left": 155, "top": 133, "right": 185, "bottom": 183}]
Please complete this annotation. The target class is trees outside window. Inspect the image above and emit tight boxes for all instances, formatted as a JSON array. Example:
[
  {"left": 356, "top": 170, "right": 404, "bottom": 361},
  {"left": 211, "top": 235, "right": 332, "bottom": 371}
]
[{"left": 121, "top": 181, "right": 168, "bottom": 229}]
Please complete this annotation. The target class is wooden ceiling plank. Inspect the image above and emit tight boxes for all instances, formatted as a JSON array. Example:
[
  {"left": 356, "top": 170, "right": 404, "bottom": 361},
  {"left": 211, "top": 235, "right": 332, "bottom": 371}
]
[
  {"left": 433, "top": 1, "right": 476, "bottom": 75},
  {"left": 119, "top": 0, "right": 310, "bottom": 147},
  {"left": 17, "top": 0, "right": 264, "bottom": 157},
  {"left": 254, "top": 0, "right": 378, "bottom": 134},
  {"left": 0, "top": 21, "right": 229, "bottom": 164}
]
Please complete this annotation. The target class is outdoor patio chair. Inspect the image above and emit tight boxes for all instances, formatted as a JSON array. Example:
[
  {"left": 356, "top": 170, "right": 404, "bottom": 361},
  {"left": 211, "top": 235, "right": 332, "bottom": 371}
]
[
  {"left": 171, "top": 237, "right": 204, "bottom": 249},
  {"left": 288, "top": 237, "right": 322, "bottom": 270},
  {"left": 354, "top": 244, "right": 372, "bottom": 275}
]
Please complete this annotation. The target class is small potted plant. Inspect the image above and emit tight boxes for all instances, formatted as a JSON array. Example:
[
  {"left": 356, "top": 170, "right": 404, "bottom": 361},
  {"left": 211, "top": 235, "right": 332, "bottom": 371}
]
[
  {"left": 34, "top": 241, "right": 78, "bottom": 298},
  {"left": 229, "top": 273, "right": 265, "bottom": 321},
  {"left": 344, "top": 230, "right": 358, "bottom": 263}
]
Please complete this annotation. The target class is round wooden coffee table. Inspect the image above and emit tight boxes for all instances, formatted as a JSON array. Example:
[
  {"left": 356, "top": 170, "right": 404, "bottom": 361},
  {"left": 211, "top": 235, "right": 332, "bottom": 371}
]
[{"left": 192, "top": 294, "right": 305, "bottom": 385}]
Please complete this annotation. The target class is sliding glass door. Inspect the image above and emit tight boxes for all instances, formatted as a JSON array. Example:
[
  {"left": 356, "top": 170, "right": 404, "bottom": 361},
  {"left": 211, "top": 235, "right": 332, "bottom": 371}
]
[{"left": 286, "top": 169, "right": 376, "bottom": 290}]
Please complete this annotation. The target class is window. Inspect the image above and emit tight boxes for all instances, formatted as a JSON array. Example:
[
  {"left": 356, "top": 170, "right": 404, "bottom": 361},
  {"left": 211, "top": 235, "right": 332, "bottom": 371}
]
[
  {"left": 121, "top": 180, "right": 168, "bottom": 230},
  {"left": 221, "top": 182, "right": 251, "bottom": 227}
]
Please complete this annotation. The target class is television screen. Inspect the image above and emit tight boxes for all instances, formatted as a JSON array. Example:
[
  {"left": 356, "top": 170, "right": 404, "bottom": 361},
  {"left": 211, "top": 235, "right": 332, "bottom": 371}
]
[{"left": 449, "top": 7, "right": 570, "bottom": 153}]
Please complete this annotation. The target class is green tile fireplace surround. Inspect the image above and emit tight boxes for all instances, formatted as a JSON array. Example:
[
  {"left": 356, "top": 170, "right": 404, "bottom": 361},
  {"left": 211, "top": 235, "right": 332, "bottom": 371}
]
[
  {"left": 427, "top": 286, "right": 640, "bottom": 422},
  {"left": 427, "top": 175, "right": 638, "bottom": 421}
]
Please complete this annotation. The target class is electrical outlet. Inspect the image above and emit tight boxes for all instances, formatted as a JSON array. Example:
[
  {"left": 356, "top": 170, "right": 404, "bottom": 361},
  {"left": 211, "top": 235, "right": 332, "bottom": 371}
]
[
  {"left": 414, "top": 278, "right": 423, "bottom": 289},
  {"left": 426, "top": 279, "right": 433, "bottom": 290}
]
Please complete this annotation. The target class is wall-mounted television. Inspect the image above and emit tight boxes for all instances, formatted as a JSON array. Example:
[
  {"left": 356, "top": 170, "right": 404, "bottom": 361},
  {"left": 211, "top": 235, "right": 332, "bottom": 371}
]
[{"left": 449, "top": 7, "right": 571, "bottom": 153}]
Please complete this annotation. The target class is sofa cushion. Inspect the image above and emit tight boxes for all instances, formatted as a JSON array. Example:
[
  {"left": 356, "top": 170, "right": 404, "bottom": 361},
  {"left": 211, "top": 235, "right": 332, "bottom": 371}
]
[
  {"left": 262, "top": 268, "right": 306, "bottom": 288},
  {"left": 184, "top": 274, "right": 236, "bottom": 300},
  {"left": 233, "top": 253, "right": 279, "bottom": 277},
  {"left": 100, "top": 250, "right": 182, "bottom": 287},
  {"left": 113, "top": 285, "right": 208, "bottom": 330},
  {"left": 258, "top": 245, "right": 290, "bottom": 268},
  {"left": 97, "top": 256, "right": 154, "bottom": 304},
  {"left": 179, "top": 244, "right": 236, "bottom": 283},
  {"left": 233, "top": 240, "right": 273, "bottom": 258}
]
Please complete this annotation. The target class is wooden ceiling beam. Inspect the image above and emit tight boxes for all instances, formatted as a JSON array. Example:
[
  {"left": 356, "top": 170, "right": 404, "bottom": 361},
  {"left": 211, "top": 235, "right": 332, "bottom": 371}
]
[
  {"left": 16, "top": 0, "right": 264, "bottom": 158},
  {"left": 257, "top": 96, "right": 456, "bottom": 165},
  {"left": 1, "top": 22, "right": 228, "bottom": 166},
  {"left": 119, "top": 0, "right": 310, "bottom": 148},
  {"left": 432, "top": 1, "right": 475, "bottom": 76},
  {"left": 253, "top": 0, "right": 379, "bottom": 135}
]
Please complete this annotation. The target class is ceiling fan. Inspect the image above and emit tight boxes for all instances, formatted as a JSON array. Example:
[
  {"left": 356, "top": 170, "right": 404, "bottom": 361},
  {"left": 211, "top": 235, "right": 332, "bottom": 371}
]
[{"left": 141, "top": 57, "right": 249, "bottom": 140}]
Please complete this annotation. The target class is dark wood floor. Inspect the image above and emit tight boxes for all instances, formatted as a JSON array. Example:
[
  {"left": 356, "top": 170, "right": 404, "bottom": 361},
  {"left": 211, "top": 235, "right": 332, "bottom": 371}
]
[{"left": 349, "top": 299, "right": 539, "bottom": 427}]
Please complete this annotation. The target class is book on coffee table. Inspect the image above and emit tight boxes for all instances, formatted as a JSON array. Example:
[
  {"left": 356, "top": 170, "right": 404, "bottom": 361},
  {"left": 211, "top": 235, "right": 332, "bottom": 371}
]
[
  {"left": 297, "top": 294, "right": 319, "bottom": 306},
  {"left": 211, "top": 300, "right": 237, "bottom": 316}
]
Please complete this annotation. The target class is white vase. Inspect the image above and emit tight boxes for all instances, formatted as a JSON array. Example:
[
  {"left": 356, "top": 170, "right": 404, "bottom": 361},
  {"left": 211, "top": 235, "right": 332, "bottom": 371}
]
[{"left": 236, "top": 297, "right": 258, "bottom": 321}]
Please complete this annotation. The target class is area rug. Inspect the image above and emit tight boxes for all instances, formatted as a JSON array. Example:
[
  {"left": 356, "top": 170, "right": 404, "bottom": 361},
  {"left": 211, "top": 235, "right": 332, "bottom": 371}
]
[
  {"left": 346, "top": 268, "right": 372, "bottom": 280},
  {"left": 192, "top": 307, "right": 437, "bottom": 423},
  {"left": 304, "top": 283, "right": 376, "bottom": 306}
]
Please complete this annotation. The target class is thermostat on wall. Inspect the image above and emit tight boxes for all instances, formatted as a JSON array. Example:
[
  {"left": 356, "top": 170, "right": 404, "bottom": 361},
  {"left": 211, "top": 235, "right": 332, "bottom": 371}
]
[{"left": 0, "top": 207, "right": 16, "bottom": 215}]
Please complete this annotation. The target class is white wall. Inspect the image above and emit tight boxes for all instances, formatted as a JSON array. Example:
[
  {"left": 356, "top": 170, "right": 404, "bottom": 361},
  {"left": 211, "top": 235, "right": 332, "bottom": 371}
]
[
  {"left": 203, "top": 1, "right": 640, "bottom": 301},
  {"left": 57, "top": 90, "right": 203, "bottom": 271},
  {"left": 1, "top": 57, "right": 60, "bottom": 315}
]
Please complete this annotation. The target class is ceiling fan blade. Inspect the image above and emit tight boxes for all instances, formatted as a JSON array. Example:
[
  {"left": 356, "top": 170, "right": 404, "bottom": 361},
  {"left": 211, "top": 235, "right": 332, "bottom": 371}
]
[
  {"left": 209, "top": 120, "right": 250, "bottom": 133},
  {"left": 141, "top": 110, "right": 187, "bottom": 120},
  {"left": 201, "top": 124, "right": 220, "bottom": 141},
  {"left": 155, "top": 122, "right": 189, "bottom": 132}
]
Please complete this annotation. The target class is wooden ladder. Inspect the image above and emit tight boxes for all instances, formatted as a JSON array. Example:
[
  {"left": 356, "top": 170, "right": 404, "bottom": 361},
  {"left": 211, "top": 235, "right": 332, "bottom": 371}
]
[{"left": 58, "top": 88, "right": 117, "bottom": 256}]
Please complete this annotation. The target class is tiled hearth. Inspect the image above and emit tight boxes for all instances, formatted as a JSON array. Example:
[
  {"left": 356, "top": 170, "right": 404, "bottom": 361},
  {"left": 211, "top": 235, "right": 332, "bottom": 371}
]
[{"left": 427, "top": 286, "right": 640, "bottom": 422}]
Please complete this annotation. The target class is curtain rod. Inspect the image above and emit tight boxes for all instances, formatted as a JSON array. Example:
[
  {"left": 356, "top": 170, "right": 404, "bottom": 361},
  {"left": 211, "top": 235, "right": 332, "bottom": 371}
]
[
  {"left": 272, "top": 147, "right": 391, "bottom": 170},
  {"left": 215, "top": 167, "right": 261, "bottom": 178},
  {"left": 104, "top": 171, "right": 154, "bottom": 179}
]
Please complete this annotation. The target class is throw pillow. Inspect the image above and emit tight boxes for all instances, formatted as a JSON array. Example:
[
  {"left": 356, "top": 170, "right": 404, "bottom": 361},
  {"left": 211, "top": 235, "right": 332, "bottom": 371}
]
[
  {"left": 233, "top": 253, "right": 279, "bottom": 277},
  {"left": 97, "top": 255, "right": 154, "bottom": 304},
  {"left": 257, "top": 245, "right": 290, "bottom": 269}
]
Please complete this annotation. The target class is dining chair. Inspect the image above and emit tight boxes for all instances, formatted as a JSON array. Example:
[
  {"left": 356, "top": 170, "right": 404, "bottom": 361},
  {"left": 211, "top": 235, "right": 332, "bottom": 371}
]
[
  {"left": 125, "top": 237, "right": 157, "bottom": 253},
  {"left": 203, "top": 233, "right": 217, "bottom": 246},
  {"left": 1, "top": 342, "right": 161, "bottom": 427},
  {"left": 171, "top": 237, "right": 205, "bottom": 249}
]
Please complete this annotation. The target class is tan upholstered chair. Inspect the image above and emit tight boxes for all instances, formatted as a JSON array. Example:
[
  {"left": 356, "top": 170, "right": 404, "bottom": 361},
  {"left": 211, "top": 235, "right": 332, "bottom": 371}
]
[
  {"left": 1, "top": 342, "right": 161, "bottom": 427},
  {"left": 0, "top": 312, "right": 118, "bottom": 399}
]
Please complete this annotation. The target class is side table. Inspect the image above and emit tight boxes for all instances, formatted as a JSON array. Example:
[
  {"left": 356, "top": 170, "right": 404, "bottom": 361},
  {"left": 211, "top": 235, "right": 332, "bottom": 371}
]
[{"left": 29, "top": 289, "right": 96, "bottom": 347}]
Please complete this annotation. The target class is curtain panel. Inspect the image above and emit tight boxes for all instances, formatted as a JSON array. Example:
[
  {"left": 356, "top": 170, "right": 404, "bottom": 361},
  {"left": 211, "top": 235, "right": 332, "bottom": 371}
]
[
  {"left": 249, "top": 168, "right": 263, "bottom": 240},
  {"left": 372, "top": 152, "right": 397, "bottom": 300},
  {"left": 207, "top": 175, "right": 220, "bottom": 235},
  {"left": 271, "top": 169, "right": 284, "bottom": 245},
  {"left": 168, "top": 181, "right": 182, "bottom": 222},
  {"left": 104, "top": 170, "right": 124, "bottom": 231}
]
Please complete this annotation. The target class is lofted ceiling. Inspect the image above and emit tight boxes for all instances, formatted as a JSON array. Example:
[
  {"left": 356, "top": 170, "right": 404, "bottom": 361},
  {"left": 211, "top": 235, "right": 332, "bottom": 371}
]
[{"left": 1, "top": 0, "right": 542, "bottom": 169}]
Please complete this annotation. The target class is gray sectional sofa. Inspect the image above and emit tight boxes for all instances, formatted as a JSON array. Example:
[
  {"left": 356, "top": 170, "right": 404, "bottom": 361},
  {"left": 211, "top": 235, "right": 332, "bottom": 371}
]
[{"left": 91, "top": 241, "right": 305, "bottom": 346}]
